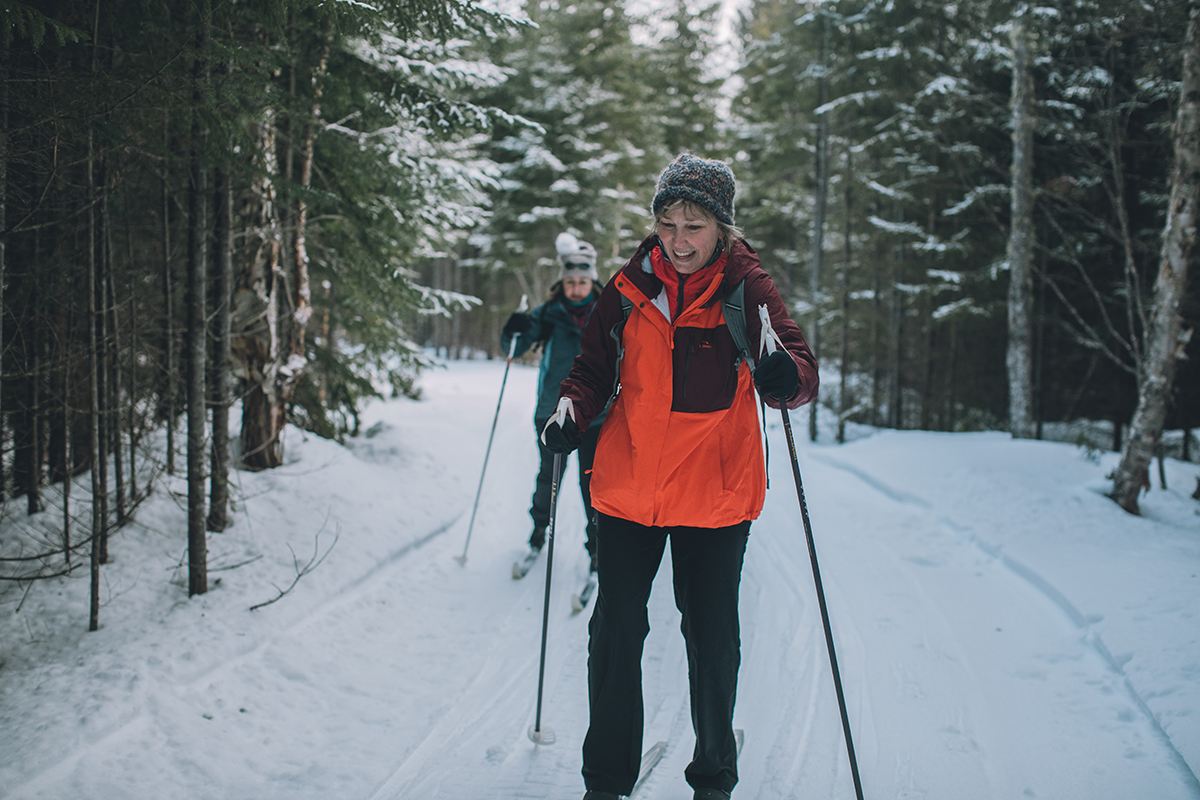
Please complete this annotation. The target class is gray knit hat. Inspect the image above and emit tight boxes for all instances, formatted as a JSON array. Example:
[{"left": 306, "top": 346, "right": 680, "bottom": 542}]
[
  {"left": 651, "top": 153, "right": 736, "bottom": 225},
  {"left": 555, "top": 233, "right": 598, "bottom": 281}
]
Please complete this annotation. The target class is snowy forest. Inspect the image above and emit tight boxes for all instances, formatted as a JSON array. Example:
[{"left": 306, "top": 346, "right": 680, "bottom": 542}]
[
  {"left": 2, "top": 3, "right": 1200, "bottom": 798},
  {"left": 1, "top": 0, "right": 1199, "bottom": 608}
]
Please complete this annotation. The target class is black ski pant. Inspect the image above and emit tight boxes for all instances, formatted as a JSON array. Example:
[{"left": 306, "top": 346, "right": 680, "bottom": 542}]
[
  {"left": 529, "top": 419, "right": 599, "bottom": 554},
  {"left": 582, "top": 513, "right": 749, "bottom": 796}
]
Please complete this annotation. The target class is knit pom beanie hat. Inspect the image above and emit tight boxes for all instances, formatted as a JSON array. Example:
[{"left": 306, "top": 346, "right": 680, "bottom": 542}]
[
  {"left": 555, "top": 233, "right": 599, "bottom": 281},
  {"left": 651, "top": 153, "right": 736, "bottom": 225}
]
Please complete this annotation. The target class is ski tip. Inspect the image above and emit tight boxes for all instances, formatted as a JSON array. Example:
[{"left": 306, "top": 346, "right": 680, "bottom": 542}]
[
  {"left": 571, "top": 595, "right": 583, "bottom": 614},
  {"left": 512, "top": 562, "right": 523, "bottom": 580}
]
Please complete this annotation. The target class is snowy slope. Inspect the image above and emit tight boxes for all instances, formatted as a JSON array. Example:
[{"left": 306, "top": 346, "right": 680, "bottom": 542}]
[{"left": 1, "top": 359, "right": 1198, "bottom": 800}]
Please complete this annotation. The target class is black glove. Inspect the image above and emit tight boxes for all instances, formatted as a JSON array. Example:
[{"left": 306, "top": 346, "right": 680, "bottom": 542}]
[
  {"left": 542, "top": 416, "right": 582, "bottom": 454},
  {"left": 753, "top": 350, "right": 800, "bottom": 399},
  {"left": 503, "top": 312, "right": 532, "bottom": 337}
]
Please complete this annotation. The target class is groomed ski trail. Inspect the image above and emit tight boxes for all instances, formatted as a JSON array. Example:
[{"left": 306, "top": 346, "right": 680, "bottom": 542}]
[
  {"left": 7, "top": 361, "right": 1198, "bottom": 800},
  {"left": 296, "top": 369, "right": 1200, "bottom": 800}
]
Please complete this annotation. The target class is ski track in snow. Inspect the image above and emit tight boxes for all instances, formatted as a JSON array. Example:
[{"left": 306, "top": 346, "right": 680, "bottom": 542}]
[
  {"left": 4, "top": 362, "right": 1199, "bottom": 800},
  {"left": 800, "top": 443, "right": 1200, "bottom": 800},
  {"left": 808, "top": 448, "right": 1200, "bottom": 794}
]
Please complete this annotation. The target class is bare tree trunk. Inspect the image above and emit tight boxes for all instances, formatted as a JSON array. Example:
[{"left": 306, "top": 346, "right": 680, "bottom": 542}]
[
  {"left": 125, "top": 202, "right": 138, "bottom": 503},
  {"left": 869, "top": 228, "right": 882, "bottom": 427},
  {"left": 945, "top": 320, "right": 958, "bottom": 430},
  {"left": 808, "top": 10, "right": 830, "bottom": 443},
  {"left": 105, "top": 191, "right": 126, "bottom": 525},
  {"left": 838, "top": 145, "right": 852, "bottom": 444},
  {"left": 95, "top": 181, "right": 109, "bottom": 563},
  {"left": 62, "top": 301, "right": 73, "bottom": 566},
  {"left": 887, "top": 272, "right": 902, "bottom": 428},
  {"left": 27, "top": 276, "right": 42, "bottom": 514},
  {"left": 88, "top": 129, "right": 102, "bottom": 631},
  {"left": 0, "top": 30, "right": 7, "bottom": 477},
  {"left": 162, "top": 110, "right": 176, "bottom": 475},
  {"left": 1006, "top": 6, "right": 1036, "bottom": 439},
  {"left": 1111, "top": 3, "right": 1200, "bottom": 513},
  {"left": 186, "top": 12, "right": 211, "bottom": 596},
  {"left": 208, "top": 163, "right": 233, "bottom": 532}
]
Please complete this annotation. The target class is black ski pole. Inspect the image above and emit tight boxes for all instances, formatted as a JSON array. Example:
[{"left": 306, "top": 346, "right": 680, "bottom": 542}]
[
  {"left": 529, "top": 449, "right": 563, "bottom": 745},
  {"left": 455, "top": 295, "right": 528, "bottom": 566},
  {"left": 759, "top": 307, "right": 864, "bottom": 800}
]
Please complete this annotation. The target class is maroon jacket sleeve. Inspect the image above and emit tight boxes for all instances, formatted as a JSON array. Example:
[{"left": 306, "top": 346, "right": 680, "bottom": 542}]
[
  {"left": 743, "top": 269, "right": 819, "bottom": 410},
  {"left": 556, "top": 277, "right": 626, "bottom": 431}
]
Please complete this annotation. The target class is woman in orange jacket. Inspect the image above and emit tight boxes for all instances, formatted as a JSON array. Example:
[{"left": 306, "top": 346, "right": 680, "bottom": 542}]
[{"left": 542, "top": 153, "right": 819, "bottom": 800}]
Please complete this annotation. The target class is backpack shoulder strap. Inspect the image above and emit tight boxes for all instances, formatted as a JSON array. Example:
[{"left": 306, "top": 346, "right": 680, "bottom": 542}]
[
  {"left": 605, "top": 291, "right": 634, "bottom": 402},
  {"left": 722, "top": 279, "right": 752, "bottom": 370}
]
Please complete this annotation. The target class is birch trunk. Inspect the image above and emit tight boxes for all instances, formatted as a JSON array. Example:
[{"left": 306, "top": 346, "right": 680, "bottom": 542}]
[
  {"left": 1006, "top": 7, "right": 1036, "bottom": 439},
  {"left": 234, "top": 107, "right": 283, "bottom": 470},
  {"left": 1111, "top": 3, "right": 1200, "bottom": 513}
]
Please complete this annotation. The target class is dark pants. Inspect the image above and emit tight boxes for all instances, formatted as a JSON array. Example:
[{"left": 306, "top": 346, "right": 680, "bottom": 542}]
[
  {"left": 582, "top": 513, "right": 749, "bottom": 796},
  {"left": 529, "top": 420, "right": 600, "bottom": 554}
]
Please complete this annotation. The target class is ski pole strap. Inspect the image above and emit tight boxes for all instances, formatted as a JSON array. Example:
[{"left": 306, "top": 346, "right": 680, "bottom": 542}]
[
  {"left": 540, "top": 396, "right": 576, "bottom": 446},
  {"left": 758, "top": 304, "right": 785, "bottom": 358}
]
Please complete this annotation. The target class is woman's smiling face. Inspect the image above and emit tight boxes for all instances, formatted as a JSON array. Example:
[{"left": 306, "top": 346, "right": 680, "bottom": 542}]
[{"left": 656, "top": 205, "right": 721, "bottom": 275}]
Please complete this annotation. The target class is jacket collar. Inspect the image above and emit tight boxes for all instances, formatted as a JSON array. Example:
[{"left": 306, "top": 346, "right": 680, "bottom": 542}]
[{"left": 622, "top": 234, "right": 760, "bottom": 307}]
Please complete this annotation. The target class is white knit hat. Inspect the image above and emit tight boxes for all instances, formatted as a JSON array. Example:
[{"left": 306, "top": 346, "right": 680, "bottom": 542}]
[{"left": 555, "top": 232, "right": 598, "bottom": 281}]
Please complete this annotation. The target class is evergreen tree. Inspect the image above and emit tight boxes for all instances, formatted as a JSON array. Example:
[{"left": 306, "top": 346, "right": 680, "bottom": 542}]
[{"left": 472, "top": 0, "right": 659, "bottom": 315}]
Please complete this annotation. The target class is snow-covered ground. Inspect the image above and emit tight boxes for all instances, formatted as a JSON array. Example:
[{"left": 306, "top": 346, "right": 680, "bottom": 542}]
[{"left": 1, "top": 359, "right": 1198, "bottom": 800}]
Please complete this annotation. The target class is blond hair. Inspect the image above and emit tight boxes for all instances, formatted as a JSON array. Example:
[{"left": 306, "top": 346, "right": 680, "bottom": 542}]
[{"left": 650, "top": 198, "right": 744, "bottom": 244}]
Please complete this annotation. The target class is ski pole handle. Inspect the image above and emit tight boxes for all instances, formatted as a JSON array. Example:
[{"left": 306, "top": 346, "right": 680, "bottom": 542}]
[{"left": 505, "top": 294, "right": 531, "bottom": 362}]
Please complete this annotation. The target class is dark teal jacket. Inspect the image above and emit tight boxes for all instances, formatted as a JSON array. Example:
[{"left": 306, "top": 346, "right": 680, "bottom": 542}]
[{"left": 502, "top": 288, "right": 605, "bottom": 426}]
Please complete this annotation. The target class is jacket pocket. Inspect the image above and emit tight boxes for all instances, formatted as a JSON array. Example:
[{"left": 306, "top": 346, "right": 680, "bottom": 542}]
[{"left": 671, "top": 325, "right": 739, "bottom": 413}]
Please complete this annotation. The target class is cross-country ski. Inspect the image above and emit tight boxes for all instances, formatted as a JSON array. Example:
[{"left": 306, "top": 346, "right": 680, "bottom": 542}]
[
  {"left": 571, "top": 572, "right": 598, "bottom": 613},
  {"left": 512, "top": 547, "right": 541, "bottom": 579}
]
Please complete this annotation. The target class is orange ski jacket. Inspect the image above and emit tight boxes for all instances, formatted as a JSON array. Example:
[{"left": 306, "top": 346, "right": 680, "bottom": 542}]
[{"left": 558, "top": 236, "right": 818, "bottom": 528}]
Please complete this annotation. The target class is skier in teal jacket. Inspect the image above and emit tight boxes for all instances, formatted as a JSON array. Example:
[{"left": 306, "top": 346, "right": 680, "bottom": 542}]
[{"left": 501, "top": 233, "right": 605, "bottom": 567}]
